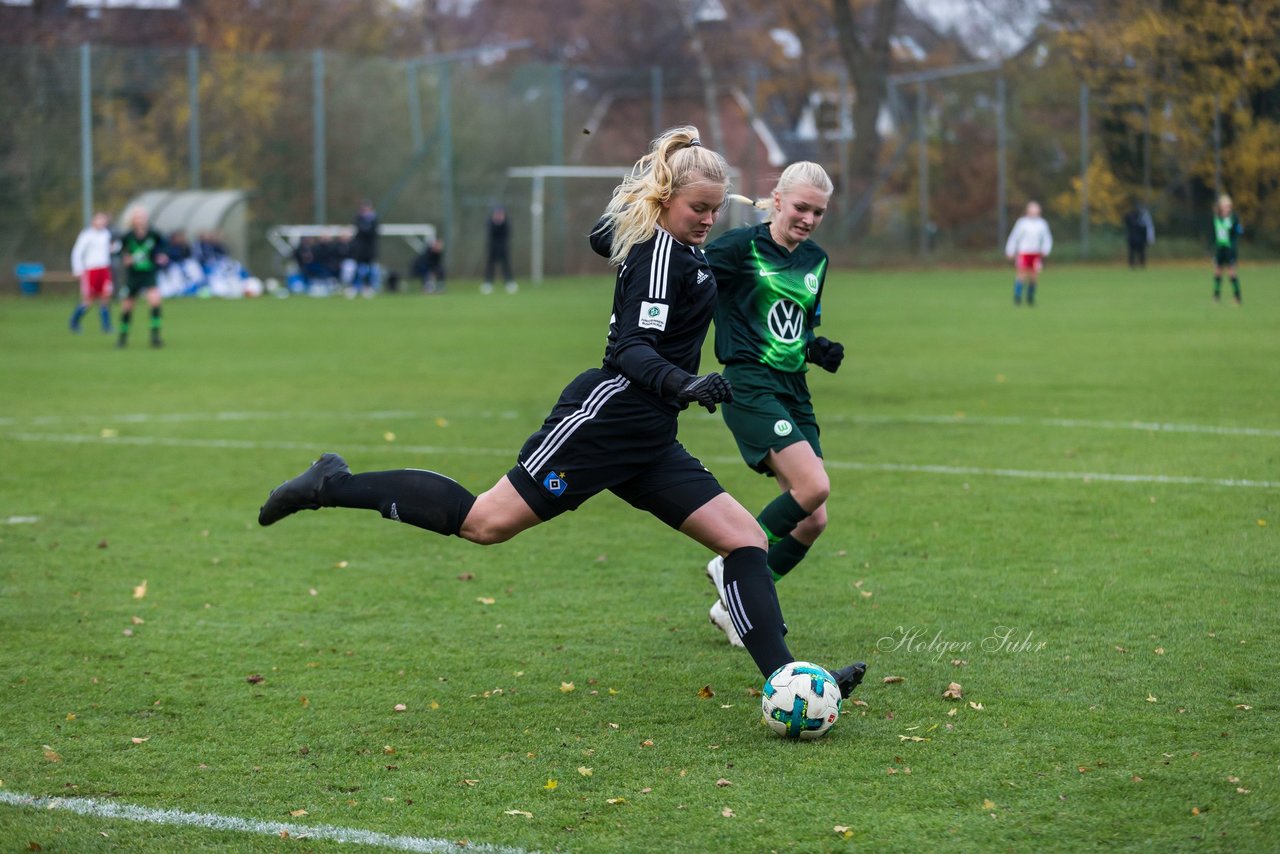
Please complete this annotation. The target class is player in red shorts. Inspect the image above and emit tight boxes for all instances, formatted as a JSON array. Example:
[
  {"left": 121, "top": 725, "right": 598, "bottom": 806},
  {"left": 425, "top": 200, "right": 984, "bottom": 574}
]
[
  {"left": 1004, "top": 201, "right": 1053, "bottom": 307},
  {"left": 69, "top": 211, "right": 115, "bottom": 334}
]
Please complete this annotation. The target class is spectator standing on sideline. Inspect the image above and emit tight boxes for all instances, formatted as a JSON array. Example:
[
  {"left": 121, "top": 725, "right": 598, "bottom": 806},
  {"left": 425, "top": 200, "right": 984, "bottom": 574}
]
[
  {"left": 69, "top": 211, "right": 115, "bottom": 334},
  {"left": 1004, "top": 201, "right": 1053, "bottom": 307},
  {"left": 413, "top": 238, "right": 446, "bottom": 293},
  {"left": 1123, "top": 202, "right": 1154, "bottom": 269},
  {"left": 1211, "top": 194, "right": 1243, "bottom": 305},
  {"left": 481, "top": 206, "right": 517, "bottom": 294},
  {"left": 116, "top": 207, "right": 168, "bottom": 348},
  {"left": 349, "top": 200, "right": 380, "bottom": 298}
]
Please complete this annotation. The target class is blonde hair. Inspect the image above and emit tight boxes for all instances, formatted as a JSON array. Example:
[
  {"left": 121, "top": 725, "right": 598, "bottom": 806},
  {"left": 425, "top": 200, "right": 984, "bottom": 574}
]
[
  {"left": 597, "top": 126, "right": 730, "bottom": 267},
  {"left": 1217, "top": 194, "right": 1233, "bottom": 211},
  {"left": 731, "top": 162, "right": 834, "bottom": 210}
]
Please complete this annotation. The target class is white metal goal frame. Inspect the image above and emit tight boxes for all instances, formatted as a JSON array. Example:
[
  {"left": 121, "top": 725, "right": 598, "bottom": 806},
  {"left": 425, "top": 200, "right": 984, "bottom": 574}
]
[{"left": 506, "top": 165, "right": 745, "bottom": 283}]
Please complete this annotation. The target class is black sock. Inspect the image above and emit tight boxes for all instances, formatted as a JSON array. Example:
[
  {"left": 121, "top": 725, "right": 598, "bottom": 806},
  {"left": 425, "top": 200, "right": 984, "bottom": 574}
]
[
  {"left": 323, "top": 469, "right": 476, "bottom": 536},
  {"left": 757, "top": 492, "right": 809, "bottom": 544},
  {"left": 767, "top": 535, "right": 810, "bottom": 580},
  {"left": 1231, "top": 277, "right": 1241, "bottom": 300},
  {"left": 721, "top": 546, "right": 793, "bottom": 678},
  {"left": 150, "top": 306, "right": 162, "bottom": 334},
  {"left": 1214, "top": 276, "right": 1222, "bottom": 296},
  {"left": 120, "top": 309, "right": 132, "bottom": 335}
]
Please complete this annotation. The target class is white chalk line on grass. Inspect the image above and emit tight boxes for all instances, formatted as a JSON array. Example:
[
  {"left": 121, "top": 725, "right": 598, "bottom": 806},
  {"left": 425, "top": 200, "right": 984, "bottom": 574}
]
[
  {"left": 5, "top": 431, "right": 1279, "bottom": 491},
  {"left": 1, "top": 410, "right": 1277, "bottom": 438},
  {"left": 0, "top": 790, "right": 531, "bottom": 854}
]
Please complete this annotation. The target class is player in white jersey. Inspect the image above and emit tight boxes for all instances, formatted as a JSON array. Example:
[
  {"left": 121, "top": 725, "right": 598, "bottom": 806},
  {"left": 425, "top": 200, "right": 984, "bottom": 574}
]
[
  {"left": 1004, "top": 201, "right": 1053, "bottom": 307},
  {"left": 69, "top": 212, "right": 116, "bottom": 333}
]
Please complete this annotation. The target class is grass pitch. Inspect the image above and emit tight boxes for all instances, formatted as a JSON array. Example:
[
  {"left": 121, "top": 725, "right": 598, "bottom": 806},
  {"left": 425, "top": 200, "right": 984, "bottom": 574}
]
[{"left": 1, "top": 263, "right": 1276, "bottom": 852}]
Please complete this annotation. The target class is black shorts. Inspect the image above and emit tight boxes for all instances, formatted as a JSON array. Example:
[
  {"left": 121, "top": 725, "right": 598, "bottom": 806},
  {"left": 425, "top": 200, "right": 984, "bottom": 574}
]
[
  {"left": 124, "top": 272, "right": 158, "bottom": 298},
  {"left": 720, "top": 363, "right": 822, "bottom": 475},
  {"left": 1214, "top": 246, "right": 1238, "bottom": 267},
  {"left": 508, "top": 368, "right": 725, "bottom": 528}
]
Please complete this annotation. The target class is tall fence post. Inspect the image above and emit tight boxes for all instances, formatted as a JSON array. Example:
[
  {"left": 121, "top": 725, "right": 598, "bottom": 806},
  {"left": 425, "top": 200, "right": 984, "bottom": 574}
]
[
  {"left": 187, "top": 46, "right": 201, "bottom": 189},
  {"left": 312, "top": 49, "right": 326, "bottom": 224},
  {"left": 80, "top": 42, "right": 93, "bottom": 227},
  {"left": 438, "top": 62, "right": 454, "bottom": 250},
  {"left": 1080, "top": 82, "right": 1089, "bottom": 259},
  {"left": 996, "top": 75, "right": 1007, "bottom": 251},
  {"left": 650, "top": 65, "right": 663, "bottom": 137},
  {"left": 406, "top": 60, "right": 424, "bottom": 153},
  {"left": 917, "top": 81, "right": 929, "bottom": 258}
]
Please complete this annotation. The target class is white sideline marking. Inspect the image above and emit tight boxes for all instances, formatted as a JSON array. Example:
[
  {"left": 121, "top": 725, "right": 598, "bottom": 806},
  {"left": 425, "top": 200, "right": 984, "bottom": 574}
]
[
  {"left": 836, "top": 413, "right": 1280, "bottom": 438},
  {"left": 5, "top": 431, "right": 1279, "bottom": 490},
  {"left": 0, "top": 790, "right": 530, "bottom": 853},
  {"left": 6, "top": 515, "right": 40, "bottom": 524},
  {"left": 0, "top": 409, "right": 1276, "bottom": 438}
]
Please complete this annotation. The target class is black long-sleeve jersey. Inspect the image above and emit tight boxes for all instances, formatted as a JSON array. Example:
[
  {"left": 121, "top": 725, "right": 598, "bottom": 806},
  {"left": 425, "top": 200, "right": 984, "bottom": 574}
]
[{"left": 599, "top": 226, "right": 717, "bottom": 412}]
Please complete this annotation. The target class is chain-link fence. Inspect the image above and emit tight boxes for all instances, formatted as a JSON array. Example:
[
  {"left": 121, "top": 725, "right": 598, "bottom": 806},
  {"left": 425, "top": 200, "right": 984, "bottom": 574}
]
[{"left": 1, "top": 42, "right": 1266, "bottom": 292}]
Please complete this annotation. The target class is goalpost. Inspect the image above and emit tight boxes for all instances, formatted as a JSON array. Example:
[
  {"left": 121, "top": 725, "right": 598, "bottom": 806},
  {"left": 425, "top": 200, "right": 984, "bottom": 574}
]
[{"left": 506, "top": 165, "right": 746, "bottom": 283}]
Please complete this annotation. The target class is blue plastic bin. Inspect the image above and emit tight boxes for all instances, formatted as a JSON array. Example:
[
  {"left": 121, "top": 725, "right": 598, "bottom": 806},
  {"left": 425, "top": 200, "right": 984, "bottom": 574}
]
[{"left": 16, "top": 262, "right": 44, "bottom": 296}]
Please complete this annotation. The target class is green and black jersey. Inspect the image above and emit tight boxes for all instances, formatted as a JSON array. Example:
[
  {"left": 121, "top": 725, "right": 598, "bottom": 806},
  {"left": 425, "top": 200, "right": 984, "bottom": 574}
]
[
  {"left": 705, "top": 223, "right": 828, "bottom": 373},
  {"left": 119, "top": 228, "right": 166, "bottom": 288}
]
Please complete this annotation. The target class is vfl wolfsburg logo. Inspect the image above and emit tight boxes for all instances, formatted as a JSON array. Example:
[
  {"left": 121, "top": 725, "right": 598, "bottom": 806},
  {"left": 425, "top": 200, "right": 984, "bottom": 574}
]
[
  {"left": 774, "top": 420, "right": 793, "bottom": 437},
  {"left": 767, "top": 299, "right": 805, "bottom": 343},
  {"left": 804, "top": 272, "right": 820, "bottom": 294}
]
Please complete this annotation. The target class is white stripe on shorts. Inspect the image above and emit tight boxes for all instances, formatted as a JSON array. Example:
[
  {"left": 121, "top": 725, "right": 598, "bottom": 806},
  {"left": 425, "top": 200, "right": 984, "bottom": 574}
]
[{"left": 522, "top": 375, "right": 631, "bottom": 477}]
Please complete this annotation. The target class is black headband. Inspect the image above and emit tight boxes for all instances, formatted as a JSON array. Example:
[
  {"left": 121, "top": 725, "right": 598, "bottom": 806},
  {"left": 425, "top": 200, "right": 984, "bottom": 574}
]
[{"left": 688, "top": 138, "right": 702, "bottom": 147}]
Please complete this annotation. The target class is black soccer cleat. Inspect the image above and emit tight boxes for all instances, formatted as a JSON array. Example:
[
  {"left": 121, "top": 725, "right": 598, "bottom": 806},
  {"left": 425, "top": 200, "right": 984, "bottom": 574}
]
[
  {"left": 830, "top": 662, "right": 867, "bottom": 700},
  {"left": 258, "top": 453, "right": 350, "bottom": 526}
]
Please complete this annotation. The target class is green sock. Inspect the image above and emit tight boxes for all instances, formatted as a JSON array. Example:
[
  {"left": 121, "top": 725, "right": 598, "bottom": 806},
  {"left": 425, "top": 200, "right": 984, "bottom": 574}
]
[
  {"left": 119, "top": 310, "right": 132, "bottom": 334},
  {"left": 150, "top": 306, "right": 162, "bottom": 329},
  {"left": 767, "top": 535, "right": 810, "bottom": 581},
  {"left": 757, "top": 492, "right": 809, "bottom": 545}
]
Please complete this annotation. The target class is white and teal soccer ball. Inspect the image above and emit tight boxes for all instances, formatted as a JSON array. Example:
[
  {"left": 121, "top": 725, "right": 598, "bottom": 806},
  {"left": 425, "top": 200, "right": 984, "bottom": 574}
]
[{"left": 761, "top": 661, "right": 841, "bottom": 739}]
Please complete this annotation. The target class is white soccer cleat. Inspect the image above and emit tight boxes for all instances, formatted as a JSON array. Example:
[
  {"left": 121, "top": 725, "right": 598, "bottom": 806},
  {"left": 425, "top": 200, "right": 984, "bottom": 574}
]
[
  {"left": 705, "top": 554, "right": 727, "bottom": 602},
  {"left": 479, "top": 281, "right": 494, "bottom": 295},
  {"left": 504, "top": 280, "right": 519, "bottom": 294},
  {"left": 709, "top": 598, "right": 745, "bottom": 648}
]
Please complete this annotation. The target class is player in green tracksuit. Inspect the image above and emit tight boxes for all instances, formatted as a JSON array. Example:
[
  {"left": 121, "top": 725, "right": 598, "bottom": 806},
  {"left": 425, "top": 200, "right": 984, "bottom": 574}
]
[
  {"left": 1211, "top": 194, "right": 1243, "bottom": 305},
  {"left": 701, "top": 162, "right": 845, "bottom": 647},
  {"left": 116, "top": 206, "right": 168, "bottom": 348}
]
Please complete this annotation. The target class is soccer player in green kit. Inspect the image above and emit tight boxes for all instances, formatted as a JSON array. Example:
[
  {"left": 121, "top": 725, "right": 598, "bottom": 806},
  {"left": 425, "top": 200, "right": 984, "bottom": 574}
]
[
  {"left": 117, "top": 206, "right": 168, "bottom": 348},
  {"left": 702, "top": 162, "right": 845, "bottom": 647},
  {"left": 1211, "top": 194, "right": 1243, "bottom": 305}
]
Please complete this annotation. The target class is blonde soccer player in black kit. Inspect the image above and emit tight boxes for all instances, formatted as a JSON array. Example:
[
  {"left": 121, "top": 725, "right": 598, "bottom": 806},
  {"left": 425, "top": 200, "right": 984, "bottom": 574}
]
[
  {"left": 700, "top": 163, "right": 845, "bottom": 648},
  {"left": 258, "top": 127, "right": 865, "bottom": 705}
]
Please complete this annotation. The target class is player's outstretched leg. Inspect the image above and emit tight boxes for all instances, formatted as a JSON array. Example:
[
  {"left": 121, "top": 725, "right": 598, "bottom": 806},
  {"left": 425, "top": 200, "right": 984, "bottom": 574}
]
[
  {"left": 720, "top": 546, "right": 795, "bottom": 678},
  {"left": 258, "top": 453, "right": 351, "bottom": 525}
]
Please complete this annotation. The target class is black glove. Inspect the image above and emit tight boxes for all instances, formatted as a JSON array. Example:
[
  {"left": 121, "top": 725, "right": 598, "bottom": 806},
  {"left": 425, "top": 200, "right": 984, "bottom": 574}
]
[
  {"left": 806, "top": 336, "right": 845, "bottom": 373},
  {"left": 675, "top": 372, "right": 734, "bottom": 413}
]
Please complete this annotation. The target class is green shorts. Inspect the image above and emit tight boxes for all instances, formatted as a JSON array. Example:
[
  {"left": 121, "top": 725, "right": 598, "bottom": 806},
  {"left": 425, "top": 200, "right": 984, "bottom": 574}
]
[{"left": 720, "top": 362, "right": 821, "bottom": 475}]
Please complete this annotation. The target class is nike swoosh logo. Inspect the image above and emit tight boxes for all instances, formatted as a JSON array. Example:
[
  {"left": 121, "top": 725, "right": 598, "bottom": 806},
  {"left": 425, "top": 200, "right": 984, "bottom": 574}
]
[{"left": 757, "top": 270, "right": 782, "bottom": 277}]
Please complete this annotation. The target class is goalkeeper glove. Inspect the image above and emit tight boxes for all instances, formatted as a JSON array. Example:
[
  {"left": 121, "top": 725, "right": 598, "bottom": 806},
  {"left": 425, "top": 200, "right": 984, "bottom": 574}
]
[{"left": 805, "top": 336, "right": 845, "bottom": 373}]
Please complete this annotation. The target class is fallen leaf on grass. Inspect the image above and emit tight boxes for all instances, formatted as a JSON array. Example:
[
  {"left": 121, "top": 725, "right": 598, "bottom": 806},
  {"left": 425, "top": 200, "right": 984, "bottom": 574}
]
[
  {"left": 947, "top": 708, "right": 958, "bottom": 717},
  {"left": 1237, "top": 787, "right": 1251, "bottom": 794},
  {"left": 1131, "top": 775, "right": 1142, "bottom": 782},
  {"left": 460, "top": 779, "right": 478, "bottom": 787},
  {"left": 132, "top": 580, "right": 147, "bottom": 599},
  {"left": 697, "top": 685, "right": 715, "bottom": 699},
  {"left": 393, "top": 703, "right": 407, "bottom": 712},
  {"left": 42, "top": 745, "right": 61, "bottom": 762},
  {"left": 982, "top": 799, "right": 996, "bottom": 810},
  {"left": 606, "top": 798, "right": 626, "bottom": 805},
  {"left": 715, "top": 778, "right": 732, "bottom": 787},
  {"left": 122, "top": 629, "right": 134, "bottom": 637},
  {"left": 246, "top": 674, "right": 264, "bottom": 684},
  {"left": 969, "top": 702, "right": 984, "bottom": 710},
  {"left": 131, "top": 737, "right": 149, "bottom": 744},
  {"left": 640, "top": 740, "right": 654, "bottom": 748},
  {"left": 850, "top": 698, "right": 868, "bottom": 707},
  {"left": 504, "top": 809, "right": 533, "bottom": 818},
  {"left": 65, "top": 713, "right": 76, "bottom": 721},
  {"left": 721, "top": 807, "right": 734, "bottom": 818},
  {"left": 640, "top": 787, "right": 652, "bottom": 794},
  {"left": 951, "top": 659, "right": 968, "bottom": 666},
  {"left": 1234, "top": 704, "right": 1251, "bottom": 710},
  {"left": 560, "top": 682, "right": 575, "bottom": 693},
  {"left": 834, "top": 825, "right": 853, "bottom": 839},
  {"left": 289, "top": 809, "right": 308, "bottom": 817},
  {"left": 1154, "top": 647, "right": 1165, "bottom": 655},
  {"left": 457, "top": 572, "right": 474, "bottom": 581},
  {"left": 383, "top": 746, "right": 395, "bottom": 755},
  {"left": 543, "top": 779, "right": 557, "bottom": 791},
  {"left": 577, "top": 767, "right": 592, "bottom": 777},
  {"left": 898, "top": 735, "right": 928, "bottom": 743},
  {"left": 97, "top": 539, "right": 109, "bottom": 549},
  {"left": 942, "top": 682, "right": 964, "bottom": 700},
  {"left": 476, "top": 597, "right": 495, "bottom": 605},
  {"left": 1146, "top": 694, "right": 1157, "bottom": 703},
  {"left": 1077, "top": 766, "right": 1093, "bottom": 774},
  {"left": 1191, "top": 807, "right": 1200, "bottom": 816},
  {"left": 130, "top": 616, "right": 144, "bottom": 625},
  {"left": 883, "top": 676, "right": 904, "bottom": 684}
]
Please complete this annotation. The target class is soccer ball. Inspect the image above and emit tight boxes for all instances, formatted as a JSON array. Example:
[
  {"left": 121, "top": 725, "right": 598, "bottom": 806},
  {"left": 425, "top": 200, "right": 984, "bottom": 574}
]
[{"left": 761, "top": 661, "right": 841, "bottom": 739}]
